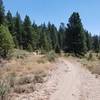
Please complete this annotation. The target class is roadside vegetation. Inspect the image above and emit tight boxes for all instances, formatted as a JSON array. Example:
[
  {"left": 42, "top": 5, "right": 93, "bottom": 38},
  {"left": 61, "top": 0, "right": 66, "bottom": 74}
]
[
  {"left": 46, "top": 50, "right": 56, "bottom": 62},
  {"left": 0, "top": 49, "right": 52, "bottom": 99},
  {"left": 78, "top": 53, "right": 100, "bottom": 75}
]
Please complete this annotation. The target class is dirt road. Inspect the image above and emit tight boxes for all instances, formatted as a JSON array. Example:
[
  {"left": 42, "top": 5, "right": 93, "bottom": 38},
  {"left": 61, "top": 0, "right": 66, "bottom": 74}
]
[{"left": 49, "top": 58, "right": 100, "bottom": 100}]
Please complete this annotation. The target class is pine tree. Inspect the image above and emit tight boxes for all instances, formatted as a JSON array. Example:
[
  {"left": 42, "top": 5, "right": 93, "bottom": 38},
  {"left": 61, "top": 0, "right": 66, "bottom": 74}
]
[
  {"left": 31, "top": 22, "right": 39, "bottom": 50},
  {"left": 23, "top": 15, "right": 33, "bottom": 51},
  {"left": 47, "top": 22, "right": 60, "bottom": 52},
  {"left": 92, "top": 35, "right": 100, "bottom": 53},
  {"left": 84, "top": 30, "right": 92, "bottom": 51},
  {"left": 6, "top": 10, "right": 14, "bottom": 35},
  {"left": 58, "top": 23, "right": 66, "bottom": 49},
  {"left": 32, "top": 21, "right": 38, "bottom": 30},
  {"left": 67, "top": 12, "right": 87, "bottom": 55},
  {"left": 39, "top": 23, "right": 50, "bottom": 52},
  {"left": 0, "top": 0, "right": 5, "bottom": 25},
  {"left": 0, "top": 25, "right": 14, "bottom": 58},
  {"left": 14, "top": 12, "right": 22, "bottom": 49}
]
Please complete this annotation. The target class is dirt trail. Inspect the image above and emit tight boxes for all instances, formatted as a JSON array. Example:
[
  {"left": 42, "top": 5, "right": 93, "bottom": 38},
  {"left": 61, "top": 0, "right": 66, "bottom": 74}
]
[
  {"left": 49, "top": 58, "right": 100, "bottom": 100},
  {"left": 49, "top": 59, "right": 80, "bottom": 100}
]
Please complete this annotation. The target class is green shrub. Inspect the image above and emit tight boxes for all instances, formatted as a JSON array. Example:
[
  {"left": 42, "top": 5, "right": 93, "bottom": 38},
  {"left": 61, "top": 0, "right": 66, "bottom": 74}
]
[
  {"left": 27, "top": 44, "right": 33, "bottom": 52},
  {"left": 47, "top": 50, "right": 56, "bottom": 62},
  {"left": 0, "top": 25, "right": 14, "bottom": 58},
  {"left": 64, "top": 53, "right": 70, "bottom": 57},
  {"left": 87, "top": 53, "right": 93, "bottom": 61}
]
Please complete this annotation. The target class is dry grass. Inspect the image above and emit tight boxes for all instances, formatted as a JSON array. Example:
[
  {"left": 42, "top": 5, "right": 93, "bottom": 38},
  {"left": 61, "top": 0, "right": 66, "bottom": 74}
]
[
  {"left": 0, "top": 54, "right": 52, "bottom": 78},
  {"left": 79, "top": 53, "right": 100, "bottom": 75},
  {"left": 62, "top": 52, "right": 100, "bottom": 75},
  {"left": 0, "top": 51, "right": 53, "bottom": 97}
]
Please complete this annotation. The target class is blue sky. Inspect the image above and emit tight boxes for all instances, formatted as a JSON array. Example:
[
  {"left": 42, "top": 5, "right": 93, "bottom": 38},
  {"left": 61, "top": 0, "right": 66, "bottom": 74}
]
[{"left": 4, "top": 0, "right": 100, "bottom": 35}]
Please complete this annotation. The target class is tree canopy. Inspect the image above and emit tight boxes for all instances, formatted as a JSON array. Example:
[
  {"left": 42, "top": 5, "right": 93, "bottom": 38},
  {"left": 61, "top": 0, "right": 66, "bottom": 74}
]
[{"left": 0, "top": 0, "right": 100, "bottom": 58}]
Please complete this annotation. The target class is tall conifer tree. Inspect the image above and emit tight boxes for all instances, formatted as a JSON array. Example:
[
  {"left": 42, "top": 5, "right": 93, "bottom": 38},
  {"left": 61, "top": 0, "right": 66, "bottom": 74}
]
[
  {"left": 67, "top": 12, "right": 87, "bottom": 55},
  {"left": 0, "top": 0, "right": 5, "bottom": 25}
]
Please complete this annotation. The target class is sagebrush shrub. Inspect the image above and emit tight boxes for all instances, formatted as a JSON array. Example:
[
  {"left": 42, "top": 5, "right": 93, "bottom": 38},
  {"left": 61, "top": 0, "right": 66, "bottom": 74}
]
[
  {"left": 87, "top": 53, "right": 93, "bottom": 60},
  {"left": 47, "top": 50, "right": 56, "bottom": 62}
]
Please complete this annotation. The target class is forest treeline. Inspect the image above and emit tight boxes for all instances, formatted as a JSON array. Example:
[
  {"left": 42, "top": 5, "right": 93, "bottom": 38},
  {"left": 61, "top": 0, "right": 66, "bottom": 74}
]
[{"left": 0, "top": 0, "right": 100, "bottom": 58}]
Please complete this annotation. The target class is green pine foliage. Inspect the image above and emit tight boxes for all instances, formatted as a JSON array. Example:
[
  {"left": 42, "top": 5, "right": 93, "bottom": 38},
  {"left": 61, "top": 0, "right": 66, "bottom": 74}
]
[
  {"left": 27, "top": 43, "right": 33, "bottom": 52},
  {"left": 0, "top": 25, "right": 14, "bottom": 58},
  {"left": 92, "top": 35, "right": 100, "bottom": 53},
  {"left": 6, "top": 10, "right": 14, "bottom": 36},
  {"left": 0, "top": 0, "right": 99, "bottom": 58},
  {"left": 85, "top": 30, "right": 92, "bottom": 51},
  {"left": 0, "top": 0, "right": 5, "bottom": 25},
  {"left": 23, "top": 15, "right": 33, "bottom": 51},
  {"left": 14, "top": 12, "right": 23, "bottom": 49},
  {"left": 58, "top": 23, "right": 66, "bottom": 50},
  {"left": 66, "top": 12, "right": 87, "bottom": 55}
]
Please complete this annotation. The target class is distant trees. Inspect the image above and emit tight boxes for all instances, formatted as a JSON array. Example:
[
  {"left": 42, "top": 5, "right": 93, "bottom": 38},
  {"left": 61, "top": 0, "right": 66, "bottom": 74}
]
[
  {"left": 84, "top": 30, "right": 92, "bottom": 51},
  {"left": 31, "top": 22, "right": 40, "bottom": 50},
  {"left": 23, "top": 15, "right": 33, "bottom": 51},
  {"left": 47, "top": 23, "right": 58, "bottom": 50},
  {"left": 40, "top": 23, "right": 52, "bottom": 52},
  {"left": 92, "top": 35, "right": 100, "bottom": 53},
  {"left": 0, "top": 0, "right": 100, "bottom": 59},
  {"left": 14, "top": 12, "right": 22, "bottom": 49},
  {"left": 58, "top": 23, "right": 66, "bottom": 50},
  {"left": 6, "top": 11, "right": 14, "bottom": 35}
]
